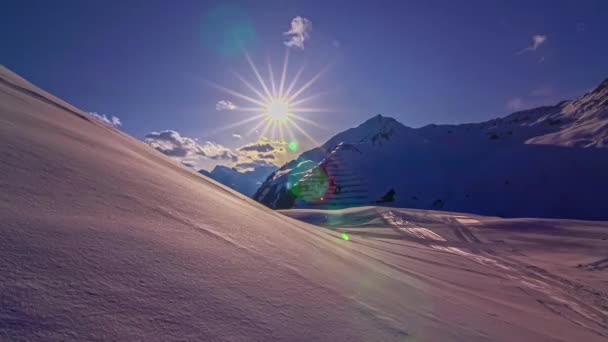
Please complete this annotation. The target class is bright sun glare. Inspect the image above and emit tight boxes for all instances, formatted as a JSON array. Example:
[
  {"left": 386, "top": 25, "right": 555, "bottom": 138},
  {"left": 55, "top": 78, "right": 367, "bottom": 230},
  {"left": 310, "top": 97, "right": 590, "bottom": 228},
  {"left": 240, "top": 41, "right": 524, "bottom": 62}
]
[
  {"left": 205, "top": 49, "right": 330, "bottom": 148},
  {"left": 266, "top": 98, "right": 290, "bottom": 122}
]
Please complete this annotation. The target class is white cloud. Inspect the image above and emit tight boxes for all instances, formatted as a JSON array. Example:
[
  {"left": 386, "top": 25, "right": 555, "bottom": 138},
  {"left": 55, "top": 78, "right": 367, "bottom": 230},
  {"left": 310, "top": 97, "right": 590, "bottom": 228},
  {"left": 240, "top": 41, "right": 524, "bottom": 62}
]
[
  {"left": 111, "top": 116, "right": 122, "bottom": 126},
  {"left": 144, "top": 130, "right": 237, "bottom": 170},
  {"left": 144, "top": 130, "right": 289, "bottom": 171},
  {"left": 216, "top": 100, "right": 236, "bottom": 111},
  {"left": 531, "top": 34, "right": 547, "bottom": 49},
  {"left": 284, "top": 16, "right": 312, "bottom": 49},
  {"left": 232, "top": 133, "right": 242, "bottom": 139},
  {"left": 201, "top": 142, "right": 239, "bottom": 161},
  {"left": 517, "top": 34, "right": 547, "bottom": 55},
  {"left": 88, "top": 112, "right": 122, "bottom": 127}
]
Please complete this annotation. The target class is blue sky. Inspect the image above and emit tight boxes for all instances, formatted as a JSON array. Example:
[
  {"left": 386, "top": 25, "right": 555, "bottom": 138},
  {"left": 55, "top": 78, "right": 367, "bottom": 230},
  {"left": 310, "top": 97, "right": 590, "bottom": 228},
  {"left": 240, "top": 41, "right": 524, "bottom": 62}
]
[{"left": 2, "top": 0, "right": 608, "bottom": 169}]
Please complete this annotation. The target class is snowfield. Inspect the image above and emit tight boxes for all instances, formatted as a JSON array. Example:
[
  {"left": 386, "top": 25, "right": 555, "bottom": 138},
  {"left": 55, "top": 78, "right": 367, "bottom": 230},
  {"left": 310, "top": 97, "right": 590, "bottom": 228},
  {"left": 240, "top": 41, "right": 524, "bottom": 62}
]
[{"left": 1, "top": 65, "right": 607, "bottom": 341}]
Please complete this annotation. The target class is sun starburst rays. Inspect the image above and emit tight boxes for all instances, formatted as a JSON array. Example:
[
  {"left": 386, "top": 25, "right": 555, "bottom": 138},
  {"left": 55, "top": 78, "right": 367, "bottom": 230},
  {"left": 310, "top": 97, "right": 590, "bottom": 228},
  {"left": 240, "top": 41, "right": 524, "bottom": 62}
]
[
  {"left": 286, "top": 117, "right": 319, "bottom": 145},
  {"left": 268, "top": 59, "right": 277, "bottom": 98},
  {"left": 204, "top": 80, "right": 266, "bottom": 107},
  {"left": 230, "top": 70, "right": 271, "bottom": 104},
  {"left": 278, "top": 50, "right": 290, "bottom": 99},
  {"left": 245, "top": 53, "right": 273, "bottom": 102},
  {"left": 210, "top": 50, "right": 330, "bottom": 146},
  {"left": 289, "top": 91, "right": 331, "bottom": 107},
  {"left": 283, "top": 65, "right": 305, "bottom": 100},
  {"left": 286, "top": 65, "right": 329, "bottom": 103}
]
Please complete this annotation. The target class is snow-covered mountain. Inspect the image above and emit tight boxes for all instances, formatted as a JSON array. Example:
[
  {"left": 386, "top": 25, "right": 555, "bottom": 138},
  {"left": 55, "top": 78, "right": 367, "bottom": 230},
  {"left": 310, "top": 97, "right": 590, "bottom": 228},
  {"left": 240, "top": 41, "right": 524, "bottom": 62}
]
[
  {"left": 199, "top": 163, "right": 278, "bottom": 197},
  {"left": 254, "top": 79, "right": 608, "bottom": 220}
]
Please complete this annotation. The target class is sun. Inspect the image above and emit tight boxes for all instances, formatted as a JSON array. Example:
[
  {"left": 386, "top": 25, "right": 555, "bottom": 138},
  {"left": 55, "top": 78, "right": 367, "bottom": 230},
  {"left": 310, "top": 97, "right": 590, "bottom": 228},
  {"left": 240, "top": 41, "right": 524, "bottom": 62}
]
[
  {"left": 205, "top": 49, "right": 331, "bottom": 149},
  {"left": 266, "top": 98, "right": 290, "bottom": 122}
]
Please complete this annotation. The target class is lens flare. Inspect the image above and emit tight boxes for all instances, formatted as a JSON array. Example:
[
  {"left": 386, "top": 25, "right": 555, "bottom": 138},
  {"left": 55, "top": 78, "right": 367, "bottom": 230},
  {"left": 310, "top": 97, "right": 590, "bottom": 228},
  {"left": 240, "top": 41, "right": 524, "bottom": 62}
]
[
  {"left": 288, "top": 166, "right": 328, "bottom": 203},
  {"left": 201, "top": 4, "right": 257, "bottom": 57},
  {"left": 288, "top": 141, "right": 298, "bottom": 151}
]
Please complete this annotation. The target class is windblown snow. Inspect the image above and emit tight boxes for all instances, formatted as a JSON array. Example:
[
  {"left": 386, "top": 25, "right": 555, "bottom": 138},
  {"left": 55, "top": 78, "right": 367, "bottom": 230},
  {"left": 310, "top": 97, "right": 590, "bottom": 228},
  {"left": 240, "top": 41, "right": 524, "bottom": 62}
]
[{"left": 1, "top": 66, "right": 607, "bottom": 341}]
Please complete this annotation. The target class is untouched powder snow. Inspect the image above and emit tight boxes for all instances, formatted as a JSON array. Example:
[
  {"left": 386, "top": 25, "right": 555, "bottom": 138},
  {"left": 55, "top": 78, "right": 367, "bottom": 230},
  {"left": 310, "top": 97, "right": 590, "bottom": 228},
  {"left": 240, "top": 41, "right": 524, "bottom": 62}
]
[{"left": 1, "top": 65, "right": 607, "bottom": 341}]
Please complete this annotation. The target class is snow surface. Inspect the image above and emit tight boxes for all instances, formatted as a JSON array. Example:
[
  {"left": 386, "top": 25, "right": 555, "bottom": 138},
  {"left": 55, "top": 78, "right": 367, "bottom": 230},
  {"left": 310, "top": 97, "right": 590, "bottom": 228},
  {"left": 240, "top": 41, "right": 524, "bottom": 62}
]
[
  {"left": 254, "top": 82, "right": 608, "bottom": 220},
  {"left": 282, "top": 206, "right": 608, "bottom": 339},
  {"left": 1, "top": 65, "right": 607, "bottom": 341}
]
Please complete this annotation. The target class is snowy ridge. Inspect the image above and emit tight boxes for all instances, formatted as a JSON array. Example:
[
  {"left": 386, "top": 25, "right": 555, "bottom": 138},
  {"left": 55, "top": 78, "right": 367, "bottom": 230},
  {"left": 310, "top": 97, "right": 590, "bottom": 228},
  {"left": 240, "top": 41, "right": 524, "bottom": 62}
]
[{"left": 254, "top": 80, "right": 608, "bottom": 220}]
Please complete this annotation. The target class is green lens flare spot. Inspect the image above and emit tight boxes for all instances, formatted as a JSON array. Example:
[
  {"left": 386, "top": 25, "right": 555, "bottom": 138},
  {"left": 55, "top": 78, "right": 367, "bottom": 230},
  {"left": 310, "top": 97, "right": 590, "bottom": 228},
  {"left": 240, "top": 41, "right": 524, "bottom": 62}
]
[
  {"left": 341, "top": 233, "right": 350, "bottom": 241},
  {"left": 201, "top": 4, "right": 257, "bottom": 57},
  {"left": 288, "top": 165, "right": 328, "bottom": 202},
  {"left": 288, "top": 141, "right": 298, "bottom": 152}
]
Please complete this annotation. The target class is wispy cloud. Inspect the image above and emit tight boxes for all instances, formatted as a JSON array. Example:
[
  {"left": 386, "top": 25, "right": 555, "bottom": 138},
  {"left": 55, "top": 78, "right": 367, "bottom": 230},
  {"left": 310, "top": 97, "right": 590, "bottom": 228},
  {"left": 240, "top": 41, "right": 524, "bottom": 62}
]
[
  {"left": 216, "top": 100, "right": 236, "bottom": 111},
  {"left": 517, "top": 34, "right": 547, "bottom": 55},
  {"left": 284, "top": 16, "right": 312, "bottom": 49},
  {"left": 232, "top": 133, "right": 242, "bottom": 139},
  {"left": 88, "top": 112, "right": 122, "bottom": 127}
]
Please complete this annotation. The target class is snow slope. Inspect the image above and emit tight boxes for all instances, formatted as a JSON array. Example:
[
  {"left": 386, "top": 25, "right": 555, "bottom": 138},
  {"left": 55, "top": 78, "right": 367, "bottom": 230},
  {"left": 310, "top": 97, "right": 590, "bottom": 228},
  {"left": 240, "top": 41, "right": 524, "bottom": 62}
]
[
  {"left": 1, "top": 65, "right": 607, "bottom": 341},
  {"left": 282, "top": 206, "right": 608, "bottom": 335},
  {"left": 254, "top": 81, "right": 608, "bottom": 220}
]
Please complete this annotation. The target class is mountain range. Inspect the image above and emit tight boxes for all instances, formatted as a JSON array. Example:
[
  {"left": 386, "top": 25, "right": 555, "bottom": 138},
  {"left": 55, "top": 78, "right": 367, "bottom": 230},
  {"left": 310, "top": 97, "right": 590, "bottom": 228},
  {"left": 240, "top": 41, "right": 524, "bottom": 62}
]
[
  {"left": 254, "top": 79, "right": 608, "bottom": 220},
  {"left": 199, "top": 163, "right": 278, "bottom": 197}
]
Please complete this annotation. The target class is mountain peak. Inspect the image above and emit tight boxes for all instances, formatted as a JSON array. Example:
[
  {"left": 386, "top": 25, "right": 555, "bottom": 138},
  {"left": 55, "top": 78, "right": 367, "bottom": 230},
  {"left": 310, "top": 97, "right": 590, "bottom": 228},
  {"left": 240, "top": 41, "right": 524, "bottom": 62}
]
[
  {"left": 358, "top": 114, "right": 402, "bottom": 131},
  {"left": 365, "top": 114, "right": 396, "bottom": 123},
  {"left": 594, "top": 78, "right": 608, "bottom": 92}
]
